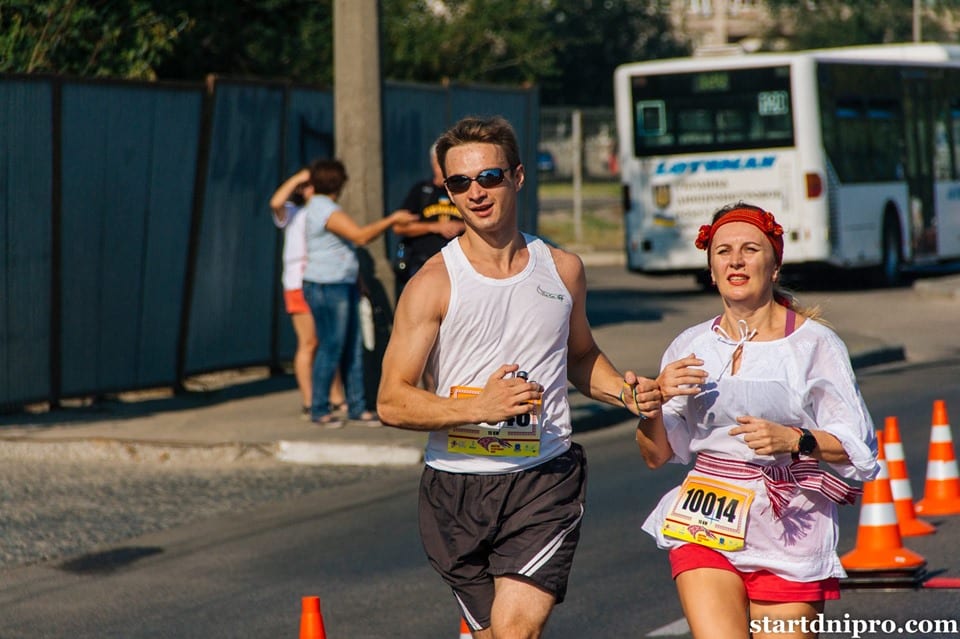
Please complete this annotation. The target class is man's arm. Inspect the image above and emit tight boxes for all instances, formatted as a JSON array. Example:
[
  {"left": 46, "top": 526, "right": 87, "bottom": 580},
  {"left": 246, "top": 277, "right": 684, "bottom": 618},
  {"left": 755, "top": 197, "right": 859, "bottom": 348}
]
[
  {"left": 376, "top": 259, "right": 542, "bottom": 431},
  {"left": 551, "top": 247, "right": 661, "bottom": 418}
]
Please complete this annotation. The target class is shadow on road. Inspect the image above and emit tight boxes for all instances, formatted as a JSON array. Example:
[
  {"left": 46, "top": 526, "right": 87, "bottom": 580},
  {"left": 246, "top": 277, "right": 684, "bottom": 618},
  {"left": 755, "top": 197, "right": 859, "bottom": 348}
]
[{"left": 585, "top": 285, "right": 707, "bottom": 328}]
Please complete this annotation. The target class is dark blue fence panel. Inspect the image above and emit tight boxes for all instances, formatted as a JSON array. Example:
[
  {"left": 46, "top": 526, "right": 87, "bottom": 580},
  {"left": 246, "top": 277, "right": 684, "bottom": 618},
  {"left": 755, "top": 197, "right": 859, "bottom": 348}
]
[
  {"left": 0, "top": 78, "right": 53, "bottom": 407},
  {"left": 383, "top": 82, "right": 448, "bottom": 215},
  {"left": 59, "top": 82, "right": 202, "bottom": 396},
  {"left": 0, "top": 72, "right": 537, "bottom": 411},
  {"left": 286, "top": 87, "right": 335, "bottom": 171},
  {"left": 447, "top": 86, "right": 540, "bottom": 234},
  {"left": 184, "top": 81, "right": 284, "bottom": 374}
]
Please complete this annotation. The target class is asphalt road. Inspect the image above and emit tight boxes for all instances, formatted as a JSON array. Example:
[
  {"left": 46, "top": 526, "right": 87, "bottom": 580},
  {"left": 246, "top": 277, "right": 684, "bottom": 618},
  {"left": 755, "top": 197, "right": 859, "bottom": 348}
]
[{"left": 2, "top": 363, "right": 959, "bottom": 638}]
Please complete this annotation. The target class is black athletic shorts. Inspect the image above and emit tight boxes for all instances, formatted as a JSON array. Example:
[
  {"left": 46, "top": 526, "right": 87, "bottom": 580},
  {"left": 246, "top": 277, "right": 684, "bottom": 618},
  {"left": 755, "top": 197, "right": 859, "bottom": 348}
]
[{"left": 418, "top": 443, "right": 587, "bottom": 631}]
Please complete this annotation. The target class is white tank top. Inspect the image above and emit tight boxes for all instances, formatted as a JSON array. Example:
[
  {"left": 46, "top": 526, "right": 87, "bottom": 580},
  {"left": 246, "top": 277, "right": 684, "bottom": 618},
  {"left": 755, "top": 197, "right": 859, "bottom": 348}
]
[{"left": 424, "top": 234, "right": 573, "bottom": 473}]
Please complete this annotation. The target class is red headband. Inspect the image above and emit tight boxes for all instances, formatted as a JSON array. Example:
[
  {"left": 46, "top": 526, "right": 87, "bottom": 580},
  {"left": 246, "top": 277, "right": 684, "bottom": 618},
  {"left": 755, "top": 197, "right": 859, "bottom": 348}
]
[{"left": 695, "top": 208, "right": 784, "bottom": 265}]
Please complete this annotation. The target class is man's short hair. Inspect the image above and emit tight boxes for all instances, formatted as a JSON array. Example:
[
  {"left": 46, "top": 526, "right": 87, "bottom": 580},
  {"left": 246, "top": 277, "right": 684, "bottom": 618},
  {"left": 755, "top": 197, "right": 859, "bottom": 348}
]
[{"left": 435, "top": 116, "right": 521, "bottom": 177}]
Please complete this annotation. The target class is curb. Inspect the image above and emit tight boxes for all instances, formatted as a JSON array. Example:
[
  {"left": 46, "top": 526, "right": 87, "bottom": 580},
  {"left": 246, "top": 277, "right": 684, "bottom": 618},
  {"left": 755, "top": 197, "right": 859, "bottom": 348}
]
[
  {"left": 913, "top": 276, "right": 960, "bottom": 300},
  {"left": 276, "top": 440, "right": 423, "bottom": 466},
  {"left": 0, "top": 438, "right": 278, "bottom": 465}
]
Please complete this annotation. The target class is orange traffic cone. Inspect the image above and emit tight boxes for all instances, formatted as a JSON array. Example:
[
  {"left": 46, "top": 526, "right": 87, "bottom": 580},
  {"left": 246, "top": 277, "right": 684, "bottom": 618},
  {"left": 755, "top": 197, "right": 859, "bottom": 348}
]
[
  {"left": 884, "top": 416, "right": 936, "bottom": 536},
  {"left": 915, "top": 400, "right": 960, "bottom": 516},
  {"left": 841, "top": 430, "right": 926, "bottom": 572},
  {"left": 300, "top": 596, "right": 327, "bottom": 639},
  {"left": 459, "top": 616, "right": 472, "bottom": 638}
]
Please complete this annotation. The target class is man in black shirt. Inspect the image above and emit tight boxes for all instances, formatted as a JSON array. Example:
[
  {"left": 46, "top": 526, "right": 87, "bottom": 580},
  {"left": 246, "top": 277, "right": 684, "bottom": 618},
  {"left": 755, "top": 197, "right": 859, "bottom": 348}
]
[{"left": 391, "top": 145, "right": 465, "bottom": 297}]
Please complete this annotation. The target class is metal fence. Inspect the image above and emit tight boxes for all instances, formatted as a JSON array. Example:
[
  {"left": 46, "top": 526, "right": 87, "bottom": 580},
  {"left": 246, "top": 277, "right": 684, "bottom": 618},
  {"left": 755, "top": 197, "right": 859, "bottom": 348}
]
[{"left": 0, "top": 74, "right": 539, "bottom": 411}]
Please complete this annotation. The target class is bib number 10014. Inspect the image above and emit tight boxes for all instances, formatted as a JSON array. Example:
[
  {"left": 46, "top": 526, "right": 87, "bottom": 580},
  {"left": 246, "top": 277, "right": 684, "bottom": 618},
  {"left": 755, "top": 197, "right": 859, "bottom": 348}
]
[
  {"left": 679, "top": 486, "right": 739, "bottom": 523},
  {"left": 662, "top": 476, "right": 754, "bottom": 551}
]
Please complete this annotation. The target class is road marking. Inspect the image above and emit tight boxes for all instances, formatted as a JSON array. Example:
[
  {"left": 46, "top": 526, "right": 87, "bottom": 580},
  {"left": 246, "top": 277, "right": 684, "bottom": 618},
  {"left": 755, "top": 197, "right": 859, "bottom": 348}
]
[{"left": 647, "top": 617, "right": 690, "bottom": 636}]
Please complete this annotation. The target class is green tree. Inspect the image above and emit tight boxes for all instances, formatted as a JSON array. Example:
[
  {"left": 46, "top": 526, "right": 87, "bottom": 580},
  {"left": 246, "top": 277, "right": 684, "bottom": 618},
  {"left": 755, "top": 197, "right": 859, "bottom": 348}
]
[
  {"left": 0, "top": 0, "right": 690, "bottom": 107},
  {"left": 381, "top": 0, "right": 558, "bottom": 86},
  {"left": 0, "top": 0, "right": 190, "bottom": 78},
  {"left": 539, "top": 0, "right": 689, "bottom": 106},
  {"left": 381, "top": 0, "right": 688, "bottom": 107},
  {"left": 765, "top": 0, "right": 960, "bottom": 50},
  {"left": 152, "top": 0, "right": 334, "bottom": 84}
]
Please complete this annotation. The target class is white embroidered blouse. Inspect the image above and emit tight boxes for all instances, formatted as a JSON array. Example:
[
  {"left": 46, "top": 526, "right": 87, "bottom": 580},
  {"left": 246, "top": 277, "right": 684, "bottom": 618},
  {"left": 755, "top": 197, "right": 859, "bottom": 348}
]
[{"left": 641, "top": 316, "right": 880, "bottom": 581}]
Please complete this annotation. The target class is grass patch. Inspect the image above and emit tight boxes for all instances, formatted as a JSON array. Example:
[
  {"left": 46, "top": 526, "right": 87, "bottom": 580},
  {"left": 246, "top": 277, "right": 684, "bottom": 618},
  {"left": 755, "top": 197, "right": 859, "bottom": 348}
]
[
  {"left": 538, "top": 210, "right": 623, "bottom": 251},
  {"left": 536, "top": 180, "right": 624, "bottom": 251},
  {"left": 538, "top": 180, "right": 620, "bottom": 200}
]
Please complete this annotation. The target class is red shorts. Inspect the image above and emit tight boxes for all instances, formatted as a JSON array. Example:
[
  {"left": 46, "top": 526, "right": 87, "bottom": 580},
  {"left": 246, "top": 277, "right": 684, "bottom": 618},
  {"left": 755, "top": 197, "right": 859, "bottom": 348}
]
[
  {"left": 669, "top": 544, "right": 840, "bottom": 602},
  {"left": 284, "top": 289, "right": 310, "bottom": 315}
]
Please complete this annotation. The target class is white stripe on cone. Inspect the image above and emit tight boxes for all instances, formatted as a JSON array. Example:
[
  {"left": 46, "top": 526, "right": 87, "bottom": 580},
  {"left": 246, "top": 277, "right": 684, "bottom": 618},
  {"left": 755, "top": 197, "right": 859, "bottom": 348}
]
[
  {"left": 931, "top": 424, "right": 955, "bottom": 443},
  {"left": 925, "top": 459, "right": 960, "bottom": 480},
  {"left": 890, "top": 478, "right": 914, "bottom": 501},
  {"left": 858, "top": 502, "right": 899, "bottom": 527},
  {"left": 885, "top": 441, "right": 905, "bottom": 461}
]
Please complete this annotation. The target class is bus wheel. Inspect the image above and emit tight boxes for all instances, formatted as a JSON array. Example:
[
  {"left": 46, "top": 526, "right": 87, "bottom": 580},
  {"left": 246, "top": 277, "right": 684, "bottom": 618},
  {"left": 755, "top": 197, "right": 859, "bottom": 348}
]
[{"left": 876, "top": 219, "right": 903, "bottom": 288}]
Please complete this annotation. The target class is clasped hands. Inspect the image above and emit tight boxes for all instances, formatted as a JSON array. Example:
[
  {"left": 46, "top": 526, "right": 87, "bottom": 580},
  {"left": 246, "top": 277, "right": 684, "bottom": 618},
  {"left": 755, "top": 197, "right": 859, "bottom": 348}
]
[
  {"left": 622, "top": 353, "right": 710, "bottom": 421},
  {"left": 621, "top": 370, "right": 663, "bottom": 421}
]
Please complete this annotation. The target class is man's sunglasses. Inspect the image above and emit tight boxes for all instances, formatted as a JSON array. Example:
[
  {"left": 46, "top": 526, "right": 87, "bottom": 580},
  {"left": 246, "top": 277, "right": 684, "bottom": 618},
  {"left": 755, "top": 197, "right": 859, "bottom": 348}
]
[{"left": 444, "top": 166, "right": 515, "bottom": 194}]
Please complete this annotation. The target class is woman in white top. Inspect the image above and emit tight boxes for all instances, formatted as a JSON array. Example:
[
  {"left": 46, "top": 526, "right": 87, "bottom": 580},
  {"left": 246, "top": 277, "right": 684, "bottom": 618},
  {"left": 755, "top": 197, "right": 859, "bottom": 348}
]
[
  {"left": 635, "top": 203, "right": 879, "bottom": 639},
  {"left": 269, "top": 165, "right": 345, "bottom": 418}
]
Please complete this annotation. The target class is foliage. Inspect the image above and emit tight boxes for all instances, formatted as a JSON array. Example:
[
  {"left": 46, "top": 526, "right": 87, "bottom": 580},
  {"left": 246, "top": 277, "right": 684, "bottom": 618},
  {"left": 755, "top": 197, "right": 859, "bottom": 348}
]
[
  {"left": 152, "top": 0, "right": 334, "bottom": 84},
  {"left": 765, "top": 0, "right": 960, "bottom": 49},
  {"left": 0, "top": 0, "right": 190, "bottom": 79},
  {"left": 381, "top": 0, "right": 558, "bottom": 86},
  {"left": 0, "top": 0, "right": 689, "bottom": 106},
  {"left": 8, "top": 0, "right": 960, "bottom": 105},
  {"left": 380, "top": 0, "right": 689, "bottom": 106},
  {"left": 538, "top": 0, "right": 689, "bottom": 106}
]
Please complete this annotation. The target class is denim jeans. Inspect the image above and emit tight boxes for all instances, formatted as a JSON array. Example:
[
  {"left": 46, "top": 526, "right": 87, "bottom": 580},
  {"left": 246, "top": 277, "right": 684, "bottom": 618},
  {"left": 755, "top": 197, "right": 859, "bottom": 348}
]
[{"left": 302, "top": 281, "right": 366, "bottom": 419}]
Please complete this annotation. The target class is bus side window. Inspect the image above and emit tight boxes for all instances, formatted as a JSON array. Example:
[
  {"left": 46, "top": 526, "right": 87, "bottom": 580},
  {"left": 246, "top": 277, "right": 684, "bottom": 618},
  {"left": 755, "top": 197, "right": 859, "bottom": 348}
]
[
  {"left": 948, "top": 103, "right": 960, "bottom": 180},
  {"left": 866, "top": 101, "right": 901, "bottom": 182},
  {"left": 934, "top": 119, "right": 952, "bottom": 180},
  {"left": 834, "top": 103, "right": 866, "bottom": 182}
]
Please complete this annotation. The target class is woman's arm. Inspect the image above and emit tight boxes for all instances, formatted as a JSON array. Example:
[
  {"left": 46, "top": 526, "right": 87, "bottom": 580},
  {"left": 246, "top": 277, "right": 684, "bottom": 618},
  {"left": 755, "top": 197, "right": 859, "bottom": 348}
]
[
  {"left": 269, "top": 168, "right": 309, "bottom": 220},
  {"left": 325, "top": 209, "right": 417, "bottom": 246}
]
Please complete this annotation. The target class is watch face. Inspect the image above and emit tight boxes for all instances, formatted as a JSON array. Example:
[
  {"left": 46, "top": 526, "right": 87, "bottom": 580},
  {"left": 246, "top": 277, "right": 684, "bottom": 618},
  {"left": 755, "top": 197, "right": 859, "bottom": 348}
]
[{"left": 799, "top": 431, "right": 817, "bottom": 456}]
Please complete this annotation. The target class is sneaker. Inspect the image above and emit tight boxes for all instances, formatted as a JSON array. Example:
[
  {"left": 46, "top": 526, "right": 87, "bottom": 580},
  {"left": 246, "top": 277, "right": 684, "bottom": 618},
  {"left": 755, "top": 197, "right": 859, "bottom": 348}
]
[
  {"left": 312, "top": 414, "right": 345, "bottom": 429},
  {"left": 350, "top": 411, "right": 381, "bottom": 427}
]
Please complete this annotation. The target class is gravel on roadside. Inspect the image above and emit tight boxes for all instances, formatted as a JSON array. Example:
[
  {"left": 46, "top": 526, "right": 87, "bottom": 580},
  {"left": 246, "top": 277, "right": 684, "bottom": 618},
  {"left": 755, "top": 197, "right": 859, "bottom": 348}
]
[{"left": 0, "top": 441, "right": 399, "bottom": 571}]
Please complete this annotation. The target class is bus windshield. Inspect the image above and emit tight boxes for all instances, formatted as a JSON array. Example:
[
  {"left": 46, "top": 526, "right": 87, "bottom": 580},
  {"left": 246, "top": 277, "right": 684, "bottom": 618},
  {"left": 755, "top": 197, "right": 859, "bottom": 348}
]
[{"left": 630, "top": 65, "right": 794, "bottom": 157}]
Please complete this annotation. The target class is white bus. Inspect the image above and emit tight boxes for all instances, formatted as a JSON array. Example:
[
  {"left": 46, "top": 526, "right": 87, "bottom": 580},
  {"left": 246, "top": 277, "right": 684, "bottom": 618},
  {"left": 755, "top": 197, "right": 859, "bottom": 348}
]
[{"left": 613, "top": 43, "right": 960, "bottom": 286}]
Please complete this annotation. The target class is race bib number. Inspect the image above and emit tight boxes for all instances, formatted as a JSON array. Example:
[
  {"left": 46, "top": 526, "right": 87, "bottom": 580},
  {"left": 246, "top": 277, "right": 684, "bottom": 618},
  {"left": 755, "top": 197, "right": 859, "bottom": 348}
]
[
  {"left": 446, "top": 385, "right": 542, "bottom": 457},
  {"left": 662, "top": 475, "right": 754, "bottom": 551}
]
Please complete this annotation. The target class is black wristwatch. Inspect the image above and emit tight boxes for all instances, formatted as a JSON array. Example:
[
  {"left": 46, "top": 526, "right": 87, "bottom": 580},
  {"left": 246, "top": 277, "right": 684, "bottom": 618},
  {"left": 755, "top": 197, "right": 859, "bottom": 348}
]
[{"left": 792, "top": 428, "right": 817, "bottom": 460}]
